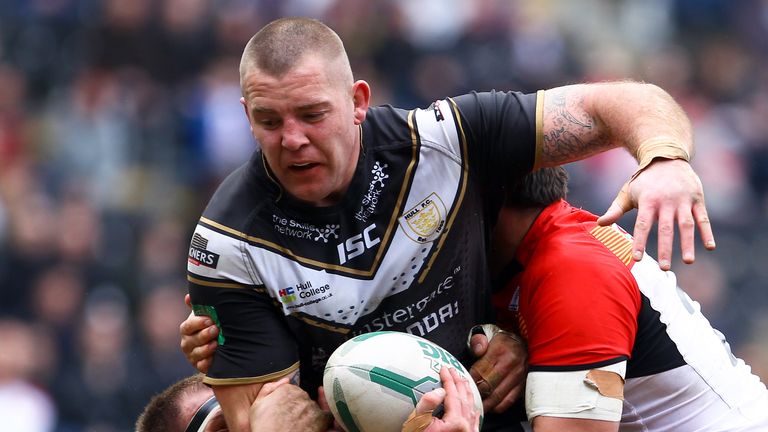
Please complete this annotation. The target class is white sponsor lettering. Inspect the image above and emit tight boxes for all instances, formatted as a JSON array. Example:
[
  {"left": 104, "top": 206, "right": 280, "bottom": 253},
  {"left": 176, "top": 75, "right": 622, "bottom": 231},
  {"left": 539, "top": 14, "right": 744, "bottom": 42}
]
[{"left": 337, "top": 223, "right": 380, "bottom": 264}]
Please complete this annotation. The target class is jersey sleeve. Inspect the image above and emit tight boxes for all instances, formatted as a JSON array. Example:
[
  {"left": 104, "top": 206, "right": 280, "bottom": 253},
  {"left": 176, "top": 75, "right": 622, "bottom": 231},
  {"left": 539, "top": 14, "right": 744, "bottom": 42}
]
[
  {"left": 187, "top": 222, "right": 299, "bottom": 385},
  {"left": 520, "top": 248, "right": 641, "bottom": 370},
  {"left": 451, "top": 90, "right": 538, "bottom": 188}
]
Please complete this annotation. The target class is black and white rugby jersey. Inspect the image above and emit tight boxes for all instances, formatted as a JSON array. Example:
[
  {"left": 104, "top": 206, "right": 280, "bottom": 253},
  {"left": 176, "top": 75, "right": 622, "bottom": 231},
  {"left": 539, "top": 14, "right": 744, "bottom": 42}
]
[{"left": 187, "top": 91, "right": 538, "bottom": 393}]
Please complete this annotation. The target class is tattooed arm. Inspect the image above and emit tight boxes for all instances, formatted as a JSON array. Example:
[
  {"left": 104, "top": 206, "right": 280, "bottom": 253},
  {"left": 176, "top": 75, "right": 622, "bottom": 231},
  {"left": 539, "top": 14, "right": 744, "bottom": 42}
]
[
  {"left": 538, "top": 83, "right": 692, "bottom": 166},
  {"left": 538, "top": 82, "right": 715, "bottom": 269}
]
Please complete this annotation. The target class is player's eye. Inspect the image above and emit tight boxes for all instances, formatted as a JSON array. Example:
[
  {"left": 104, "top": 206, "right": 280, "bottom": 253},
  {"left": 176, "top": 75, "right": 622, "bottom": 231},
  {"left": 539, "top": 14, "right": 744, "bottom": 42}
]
[
  {"left": 304, "top": 112, "right": 326, "bottom": 122},
  {"left": 258, "top": 118, "right": 281, "bottom": 130}
]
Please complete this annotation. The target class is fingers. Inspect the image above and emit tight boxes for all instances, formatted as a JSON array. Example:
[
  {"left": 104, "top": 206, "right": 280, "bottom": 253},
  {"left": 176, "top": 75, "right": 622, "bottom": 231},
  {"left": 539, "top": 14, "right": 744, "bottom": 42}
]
[
  {"left": 319, "top": 386, "right": 348, "bottom": 432},
  {"left": 179, "top": 312, "right": 215, "bottom": 337},
  {"left": 470, "top": 359, "right": 502, "bottom": 400},
  {"left": 468, "top": 334, "right": 489, "bottom": 358},
  {"left": 416, "top": 386, "right": 445, "bottom": 414},
  {"left": 184, "top": 293, "right": 192, "bottom": 309},
  {"left": 677, "top": 203, "right": 696, "bottom": 264},
  {"left": 317, "top": 386, "right": 330, "bottom": 411},
  {"left": 441, "top": 368, "right": 480, "bottom": 430},
  {"left": 490, "top": 380, "right": 524, "bottom": 413},
  {"left": 693, "top": 200, "right": 716, "bottom": 251},
  {"left": 625, "top": 159, "right": 718, "bottom": 268},
  {"left": 655, "top": 204, "right": 675, "bottom": 270},
  {"left": 195, "top": 358, "right": 212, "bottom": 374},
  {"left": 482, "top": 361, "right": 525, "bottom": 413},
  {"left": 179, "top": 312, "right": 219, "bottom": 371},
  {"left": 256, "top": 376, "right": 291, "bottom": 399},
  {"left": 597, "top": 181, "right": 633, "bottom": 227},
  {"left": 469, "top": 331, "right": 527, "bottom": 413}
]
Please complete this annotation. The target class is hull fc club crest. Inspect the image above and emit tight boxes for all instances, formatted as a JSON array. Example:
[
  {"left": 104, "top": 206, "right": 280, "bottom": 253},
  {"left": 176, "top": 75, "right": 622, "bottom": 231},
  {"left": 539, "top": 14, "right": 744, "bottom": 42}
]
[{"left": 398, "top": 193, "right": 447, "bottom": 243}]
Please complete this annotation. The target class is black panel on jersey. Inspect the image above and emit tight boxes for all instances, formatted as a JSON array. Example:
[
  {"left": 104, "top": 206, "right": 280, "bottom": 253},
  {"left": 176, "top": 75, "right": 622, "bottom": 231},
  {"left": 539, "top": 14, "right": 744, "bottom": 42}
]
[
  {"left": 189, "top": 283, "right": 299, "bottom": 381},
  {"left": 201, "top": 151, "right": 264, "bottom": 233},
  {"left": 626, "top": 293, "right": 686, "bottom": 378},
  {"left": 451, "top": 91, "right": 537, "bottom": 243}
]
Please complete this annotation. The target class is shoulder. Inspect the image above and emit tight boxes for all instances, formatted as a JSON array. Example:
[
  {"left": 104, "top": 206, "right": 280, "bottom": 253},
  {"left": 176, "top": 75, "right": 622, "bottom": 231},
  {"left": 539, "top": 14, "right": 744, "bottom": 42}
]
[
  {"left": 363, "top": 105, "right": 412, "bottom": 145},
  {"left": 524, "top": 210, "right": 638, "bottom": 296},
  {"left": 201, "top": 153, "right": 266, "bottom": 231}
]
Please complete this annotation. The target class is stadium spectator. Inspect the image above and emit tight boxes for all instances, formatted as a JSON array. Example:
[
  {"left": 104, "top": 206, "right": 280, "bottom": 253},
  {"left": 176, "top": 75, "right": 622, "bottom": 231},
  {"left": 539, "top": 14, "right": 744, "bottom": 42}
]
[
  {"left": 0, "top": 319, "right": 56, "bottom": 432},
  {"left": 182, "top": 16, "right": 713, "bottom": 432}
]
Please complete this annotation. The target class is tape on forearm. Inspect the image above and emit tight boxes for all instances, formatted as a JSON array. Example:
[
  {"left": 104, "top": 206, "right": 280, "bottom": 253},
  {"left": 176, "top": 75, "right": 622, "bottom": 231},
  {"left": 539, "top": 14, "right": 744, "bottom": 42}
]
[
  {"left": 631, "top": 136, "right": 690, "bottom": 181},
  {"left": 401, "top": 410, "right": 434, "bottom": 432}
]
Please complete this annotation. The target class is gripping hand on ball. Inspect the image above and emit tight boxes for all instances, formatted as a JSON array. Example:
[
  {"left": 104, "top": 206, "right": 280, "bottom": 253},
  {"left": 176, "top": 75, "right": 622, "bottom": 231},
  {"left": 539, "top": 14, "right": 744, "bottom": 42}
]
[{"left": 402, "top": 367, "right": 481, "bottom": 432}]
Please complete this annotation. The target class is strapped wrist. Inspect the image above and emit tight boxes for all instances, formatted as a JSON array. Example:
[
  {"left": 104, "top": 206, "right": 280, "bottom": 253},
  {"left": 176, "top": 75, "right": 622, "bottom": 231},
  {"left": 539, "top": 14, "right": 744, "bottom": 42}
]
[{"left": 631, "top": 136, "right": 690, "bottom": 181}]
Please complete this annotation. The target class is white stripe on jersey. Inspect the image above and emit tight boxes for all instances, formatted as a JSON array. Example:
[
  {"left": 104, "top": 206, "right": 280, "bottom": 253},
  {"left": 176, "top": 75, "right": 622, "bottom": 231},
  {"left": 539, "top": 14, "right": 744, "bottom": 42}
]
[{"left": 625, "top": 255, "right": 768, "bottom": 430}]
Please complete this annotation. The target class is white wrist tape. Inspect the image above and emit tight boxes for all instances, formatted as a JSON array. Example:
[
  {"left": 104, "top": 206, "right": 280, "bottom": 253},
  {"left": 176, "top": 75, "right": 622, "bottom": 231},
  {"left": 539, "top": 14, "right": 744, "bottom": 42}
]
[
  {"left": 525, "top": 360, "right": 626, "bottom": 422},
  {"left": 466, "top": 324, "right": 524, "bottom": 352}
]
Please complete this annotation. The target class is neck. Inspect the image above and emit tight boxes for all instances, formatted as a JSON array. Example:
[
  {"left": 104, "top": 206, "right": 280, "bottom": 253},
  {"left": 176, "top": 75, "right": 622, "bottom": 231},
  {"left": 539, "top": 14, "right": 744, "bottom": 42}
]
[{"left": 489, "top": 206, "right": 544, "bottom": 276}]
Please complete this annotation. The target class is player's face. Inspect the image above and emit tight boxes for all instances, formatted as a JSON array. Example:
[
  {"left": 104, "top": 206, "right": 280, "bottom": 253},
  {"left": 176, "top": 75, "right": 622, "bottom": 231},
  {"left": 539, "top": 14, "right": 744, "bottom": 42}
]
[
  {"left": 241, "top": 55, "right": 369, "bottom": 206},
  {"left": 180, "top": 389, "right": 227, "bottom": 432}
]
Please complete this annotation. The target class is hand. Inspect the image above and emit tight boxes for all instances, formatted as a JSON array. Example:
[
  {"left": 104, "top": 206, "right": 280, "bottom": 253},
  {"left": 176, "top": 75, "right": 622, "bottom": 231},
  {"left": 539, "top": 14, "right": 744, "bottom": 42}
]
[
  {"left": 251, "top": 378, "right": 333, "bottom": 432},
  {"left": 317, "top": 386, "right": 345, "bottom": 432},
  {"left": 179, "top": 294, "right": 219, "bottom": 373},
  {"left": 597, "top": 159, "right": 716, "bottom": 270},
  {"left": 469, "top": 331, "right": 527, "bottom": 413},
  {"left": 402, "top": 367, "right": 481, "bottom": 432}
]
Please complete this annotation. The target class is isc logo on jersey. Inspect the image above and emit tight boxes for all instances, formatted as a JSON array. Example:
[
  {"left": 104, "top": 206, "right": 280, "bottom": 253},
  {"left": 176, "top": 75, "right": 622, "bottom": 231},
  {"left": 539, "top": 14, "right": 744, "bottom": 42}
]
[
  {"left": 399, "top": 193, "right": 447, "bottom": 243},
  {"left": 337, "top": 223, "right": 380, "bottom": 265}
]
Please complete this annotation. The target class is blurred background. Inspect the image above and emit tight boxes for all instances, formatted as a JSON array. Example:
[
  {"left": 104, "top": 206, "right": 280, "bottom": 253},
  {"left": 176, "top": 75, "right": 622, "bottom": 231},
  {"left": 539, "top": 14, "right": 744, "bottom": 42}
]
[{"left": 0, "top": 0, "right": 766, "bottom": 430}]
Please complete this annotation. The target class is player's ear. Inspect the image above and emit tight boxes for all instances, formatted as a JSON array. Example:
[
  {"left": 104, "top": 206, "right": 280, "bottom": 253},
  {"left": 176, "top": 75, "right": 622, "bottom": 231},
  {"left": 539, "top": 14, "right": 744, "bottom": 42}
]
[
  {"left": 240, "top": 97, "right": 255, "bottom": 134},
  {"left": 352, "top": 80, "right": 370, "bottom": 125}
]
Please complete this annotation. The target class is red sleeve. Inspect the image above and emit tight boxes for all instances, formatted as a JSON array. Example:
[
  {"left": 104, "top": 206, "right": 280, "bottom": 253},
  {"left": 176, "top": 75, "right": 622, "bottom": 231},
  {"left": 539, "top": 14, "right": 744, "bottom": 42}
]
[{"left": 519, "top": 242, "right": 641, "bottom": 369}]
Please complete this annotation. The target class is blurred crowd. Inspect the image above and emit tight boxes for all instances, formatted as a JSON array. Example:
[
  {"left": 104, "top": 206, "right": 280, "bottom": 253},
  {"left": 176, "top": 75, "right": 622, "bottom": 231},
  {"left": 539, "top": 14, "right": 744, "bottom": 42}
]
[{"left": 0, "top": 0, "right": 767, "bottom": 430}]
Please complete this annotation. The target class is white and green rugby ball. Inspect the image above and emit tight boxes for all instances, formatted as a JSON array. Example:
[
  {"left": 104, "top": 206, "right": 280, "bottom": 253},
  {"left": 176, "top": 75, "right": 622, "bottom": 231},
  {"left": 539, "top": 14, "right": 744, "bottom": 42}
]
[{"left": 323, "top": 331, "right": 483, "bottom": 432}]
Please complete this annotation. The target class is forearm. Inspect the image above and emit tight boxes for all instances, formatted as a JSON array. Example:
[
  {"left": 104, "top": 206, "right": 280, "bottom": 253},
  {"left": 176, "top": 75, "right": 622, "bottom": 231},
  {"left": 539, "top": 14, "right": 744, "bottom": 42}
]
[
  {"left": 213, "top": 383, "right": 264, "bottom": 432},
  {"left": 532, "top": 416, "right": 619, "bottom": 432},
  {"left": 537, "top": 82, "right": 692, "bottom": 168}
]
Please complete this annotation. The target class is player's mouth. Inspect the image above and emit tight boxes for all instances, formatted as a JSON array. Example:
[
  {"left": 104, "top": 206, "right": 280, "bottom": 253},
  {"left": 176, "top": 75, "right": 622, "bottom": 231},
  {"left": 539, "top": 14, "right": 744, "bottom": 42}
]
[{"left": 289, "top": 162, "right": 320, "bottom": 172}]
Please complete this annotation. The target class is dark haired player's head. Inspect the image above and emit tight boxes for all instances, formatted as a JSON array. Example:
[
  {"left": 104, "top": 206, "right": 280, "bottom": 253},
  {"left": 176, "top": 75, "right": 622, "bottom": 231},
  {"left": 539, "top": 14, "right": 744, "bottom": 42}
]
[
  {"left": 504, "top": 166, "right": 569, "bottom": 209},
  {"left": 136, "top": 374, "right": 224, "bottom": 432}
]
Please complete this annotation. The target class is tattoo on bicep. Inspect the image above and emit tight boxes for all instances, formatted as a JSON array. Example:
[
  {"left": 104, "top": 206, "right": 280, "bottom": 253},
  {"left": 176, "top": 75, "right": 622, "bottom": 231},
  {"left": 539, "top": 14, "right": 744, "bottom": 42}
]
[{"left": 541, "top": 89, "right": 608, "bottom": 165}]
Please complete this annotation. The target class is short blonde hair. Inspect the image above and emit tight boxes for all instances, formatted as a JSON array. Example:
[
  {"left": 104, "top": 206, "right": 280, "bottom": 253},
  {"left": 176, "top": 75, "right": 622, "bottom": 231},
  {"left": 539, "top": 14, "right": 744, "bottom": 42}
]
[{"left": 239, "top": 17, "right": 352, "bottom": 92}]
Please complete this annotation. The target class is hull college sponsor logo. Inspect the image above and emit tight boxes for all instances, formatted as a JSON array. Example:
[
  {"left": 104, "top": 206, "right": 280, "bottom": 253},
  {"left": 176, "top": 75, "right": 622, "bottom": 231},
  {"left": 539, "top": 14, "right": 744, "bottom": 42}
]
[
  {"left": 280, "top": 280, "right": 331, "bottom": 303},
  {"left": 188, "top": 233, "right": 220, "bottom": 268}
]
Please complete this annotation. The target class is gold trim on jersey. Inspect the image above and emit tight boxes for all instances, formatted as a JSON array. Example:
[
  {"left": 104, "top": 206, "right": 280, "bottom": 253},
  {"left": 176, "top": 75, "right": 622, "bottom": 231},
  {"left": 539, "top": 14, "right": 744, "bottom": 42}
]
[
  {"left": 198, "top": 122, "right": 419, "bottom": 278},
  {"left": 188, "top": 274, "right": 250, "bottom": 290},
  {"left": 201, "top": 216, "right": 362, "bottom": 274},
  {"left": 418, "top": 98, "right": 469, "bottom": 284},
  {"left": 534, "top": 89, "right": 545, "bottom": 170},
  {"left": 293, "top": 314, "right": 351, "bottom": 334},
  {"left": 187, "top": 274, "right": 267, "bottom": 294},
  {"left": 261, "top": 153, "right": 283, "bottom": 202},
  {"left": 589, "top": 225, "right": 634, "bottom": 266},
  {"left": 202, "top": 361, "right": 300, "bottom": 386}
]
